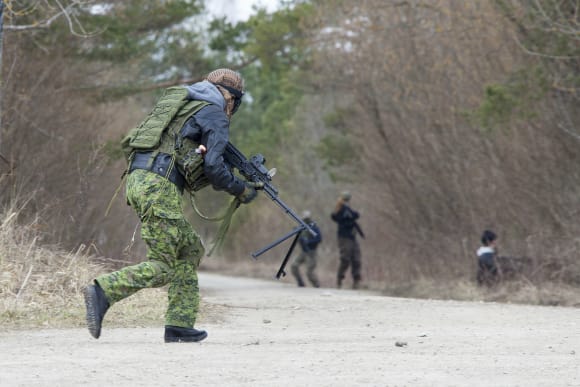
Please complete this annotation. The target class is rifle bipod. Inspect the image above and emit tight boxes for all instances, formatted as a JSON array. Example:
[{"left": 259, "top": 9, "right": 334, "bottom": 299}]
[{"left": 250, "top": 226, "right": 305, "bottom": 279}]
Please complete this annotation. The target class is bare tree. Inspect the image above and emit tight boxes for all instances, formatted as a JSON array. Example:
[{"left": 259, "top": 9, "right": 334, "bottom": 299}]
[
  {"left": 2, "top": 0, "right": 97, "bottom": 34},
  {"left": 296, "top": 0, "right": 580, "bottom": 283},
  {"left": 0, "top": 0, "right": 98, "bottom": 168},
  {"left": 494, "top": 0, "right": 580, "bottom": 140}
]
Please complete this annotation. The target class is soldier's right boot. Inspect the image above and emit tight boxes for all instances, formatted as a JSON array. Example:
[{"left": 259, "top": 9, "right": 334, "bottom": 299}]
[
  {"left": 83, "top": 282, "right": 110, "bottom": 339},
  {"left": 164, "top": 326, "right": 208, "bottom": 343}
]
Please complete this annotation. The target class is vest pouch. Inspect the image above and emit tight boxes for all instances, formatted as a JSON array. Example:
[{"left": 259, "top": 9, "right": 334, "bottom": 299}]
[
  {"left": 121, "top": 133, "right": 136, "bottom": 161},
  {"left": 176, "top": 137, "right": 210, "bottom": 192},
  {"left": 183, "top": 148, "right": 204, "bottom": 180},
  {"left": 120, "top": 86, "right": 189, "bottom": 161}
]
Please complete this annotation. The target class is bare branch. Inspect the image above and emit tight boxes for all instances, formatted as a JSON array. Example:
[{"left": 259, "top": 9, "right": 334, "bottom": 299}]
[
  {"left": 512, "top": 32, "right": 580, "bottom": 59},
  {"left": 3, "top": 0, "right": 100, "bottom": 37},
  {"left": 3, "top": 4, "right": 72, "bottom": 31}
]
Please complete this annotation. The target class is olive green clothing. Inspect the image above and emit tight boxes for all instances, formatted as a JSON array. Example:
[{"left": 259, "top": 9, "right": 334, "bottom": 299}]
[
  {"left": 291, "top": 250, "right": 320, "bottom": 288},
  {"left": 97, "top": 81, "right": 244, "bottom": 332},
  {"left": 96, "top": 169, "right": 205, "bottom": 328},
  {"left": 121, "top": 83, "right": 244, "bottom": 196}
]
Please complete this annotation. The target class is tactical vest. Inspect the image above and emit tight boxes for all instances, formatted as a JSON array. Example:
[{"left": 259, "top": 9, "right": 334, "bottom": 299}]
[{"left": 121, "top": 86, "right": 210, "bottom": 192}]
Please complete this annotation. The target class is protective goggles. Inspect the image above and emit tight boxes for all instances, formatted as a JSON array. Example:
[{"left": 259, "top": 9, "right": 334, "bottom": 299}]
[{"left": 217, "top": 83, "right": 244, "bottom": 114}]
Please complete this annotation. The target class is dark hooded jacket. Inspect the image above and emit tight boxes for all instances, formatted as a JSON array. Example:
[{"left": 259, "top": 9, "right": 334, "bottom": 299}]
[
  {"left": 180, "top": 81, "right": 245, "bottom": 196},
  {"left": 331, "top": 204, "right": 360, "bottom": 240}
]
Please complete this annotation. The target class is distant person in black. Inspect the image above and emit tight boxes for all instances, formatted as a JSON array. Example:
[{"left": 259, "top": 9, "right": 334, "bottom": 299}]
[
  {"left": 476, "top": 230, "right": 501, "bottom": 286},
  {"left": 331, "top": 191, "right": 364, "bottom": 289}
]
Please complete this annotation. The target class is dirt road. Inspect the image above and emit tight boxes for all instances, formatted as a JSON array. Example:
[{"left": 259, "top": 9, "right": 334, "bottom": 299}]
[{"left": 1, "top": 273, "right": 579, "bottom": 386}]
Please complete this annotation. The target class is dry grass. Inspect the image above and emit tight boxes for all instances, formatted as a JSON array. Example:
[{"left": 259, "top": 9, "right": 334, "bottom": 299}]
[
  {"left": 1, "top": 208, "right": 95, "bottom": 329},
  {"left": 1, "top": 215, "right": 76, "bottom": 328},
  {"left": 0, "top": 207, "right": 155, "bottom": 330},
  {"left": 380, "top": 277, "right": 580, "bottom": 308}
]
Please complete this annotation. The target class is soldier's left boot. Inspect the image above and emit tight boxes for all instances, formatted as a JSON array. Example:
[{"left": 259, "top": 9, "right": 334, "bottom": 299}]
[
  {"left": 83, "top": 282, "right": 110, "bottom": 339},
  {"left": 164, "top": 326, "right": 208, "bottom": 343}
]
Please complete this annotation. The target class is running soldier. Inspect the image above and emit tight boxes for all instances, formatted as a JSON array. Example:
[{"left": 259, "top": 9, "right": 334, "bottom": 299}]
[{"left": 83, "top": 69, "right": 260, "bottom": 343}]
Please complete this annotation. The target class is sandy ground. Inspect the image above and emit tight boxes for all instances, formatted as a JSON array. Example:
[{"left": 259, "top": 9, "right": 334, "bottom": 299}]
[{"left": 0, "top": 272, "right": 579, "bottom": 387}]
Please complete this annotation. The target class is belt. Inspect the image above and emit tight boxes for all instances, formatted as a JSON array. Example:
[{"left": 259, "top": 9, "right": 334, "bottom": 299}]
[{"left": 129, "top": 152, "right": 185, "bottom": 193}]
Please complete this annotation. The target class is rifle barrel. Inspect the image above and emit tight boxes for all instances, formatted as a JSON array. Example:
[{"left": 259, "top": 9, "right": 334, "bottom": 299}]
[{"left": 263, "top": 186, "right": 317, "bottom": 237}]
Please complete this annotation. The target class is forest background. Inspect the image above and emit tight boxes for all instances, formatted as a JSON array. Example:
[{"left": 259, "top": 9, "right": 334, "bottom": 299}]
[{"left": 1, "top": 0, "right": 580, "bottom": 308}]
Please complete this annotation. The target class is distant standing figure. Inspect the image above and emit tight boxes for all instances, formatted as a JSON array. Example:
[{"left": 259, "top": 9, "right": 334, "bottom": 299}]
[
  {"left": 290, "top": 211, "right": 322, "bottom": 288},
  {"left": 331, "top": 191, "right": 364, "bottom": 289},
  {"left": 476, "top": 229, "right": 501, "bottom": 286}
]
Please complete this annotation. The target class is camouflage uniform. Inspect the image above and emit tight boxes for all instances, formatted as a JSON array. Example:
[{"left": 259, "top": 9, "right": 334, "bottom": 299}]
[{"left": 96, "top": 170, "right": 205, "bottom": 327}]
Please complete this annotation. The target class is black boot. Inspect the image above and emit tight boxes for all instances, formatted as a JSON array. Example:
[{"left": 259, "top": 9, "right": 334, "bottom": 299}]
[
  {"left": 83, "top": 282, "right": 110, "bottom": 339},
  {"left": 164, "top": 326, "right": 208, "bottom": 343}
]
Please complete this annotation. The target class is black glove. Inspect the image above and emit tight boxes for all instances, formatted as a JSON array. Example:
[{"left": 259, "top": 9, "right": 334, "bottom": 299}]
[{"left": 237, "top": 181, "right": 263, "bottom": 204}]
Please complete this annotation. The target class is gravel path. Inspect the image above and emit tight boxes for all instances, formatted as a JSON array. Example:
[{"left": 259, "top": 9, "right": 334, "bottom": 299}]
[{"left": 0, "top": 272, "right": 579, "bottom": 386}]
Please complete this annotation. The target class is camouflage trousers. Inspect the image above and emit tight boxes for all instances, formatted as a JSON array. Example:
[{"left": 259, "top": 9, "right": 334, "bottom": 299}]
[
  {"left": 96, "top": 169, "right": 205, "bottom": 328},
  {"left": 337, "top": 237, "right": 362, "bottom": 286},
  {"left": 291, "top": 249, "right": 320, "bottom": 287}
]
